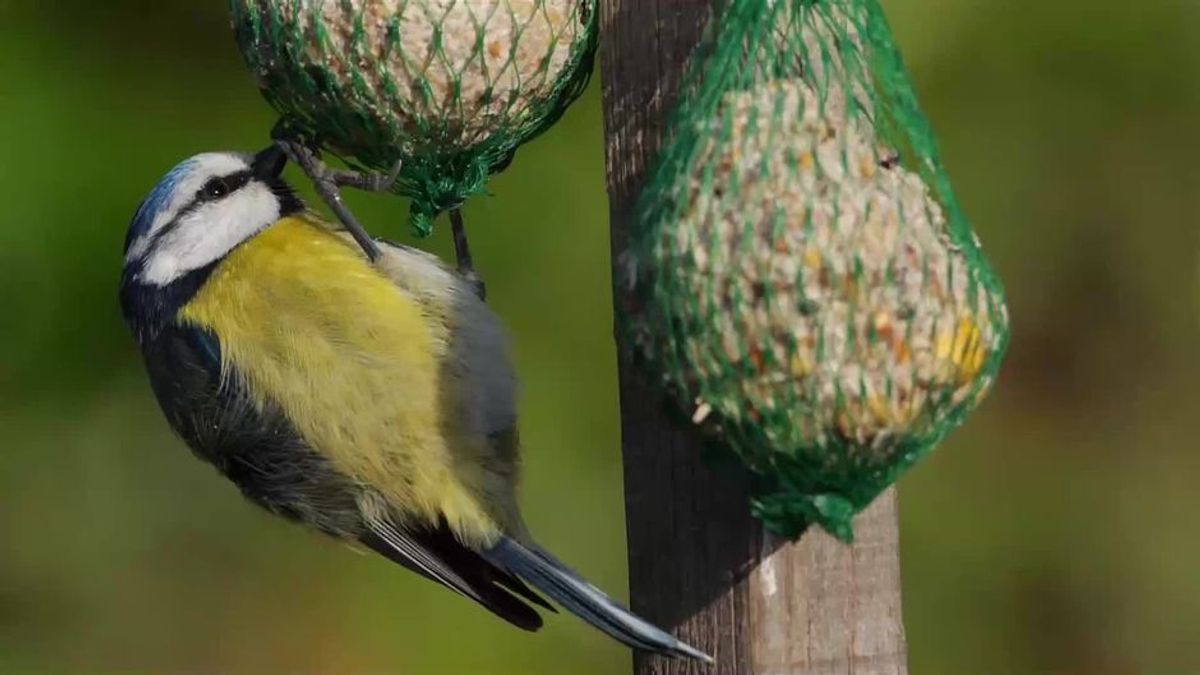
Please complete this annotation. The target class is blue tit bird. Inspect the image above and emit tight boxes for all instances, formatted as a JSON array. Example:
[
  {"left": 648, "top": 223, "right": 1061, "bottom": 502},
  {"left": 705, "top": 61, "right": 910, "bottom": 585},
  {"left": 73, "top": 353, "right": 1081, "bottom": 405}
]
[{"left": 119, "top": 147, "right": 711, "bottom": 663}]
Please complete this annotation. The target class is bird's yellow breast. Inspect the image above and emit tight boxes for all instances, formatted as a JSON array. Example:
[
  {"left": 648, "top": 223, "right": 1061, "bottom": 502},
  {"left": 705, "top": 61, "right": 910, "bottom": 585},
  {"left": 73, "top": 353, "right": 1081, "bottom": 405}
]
[{"left": 178, "top": 217, "right": 502, "bottom": 543}]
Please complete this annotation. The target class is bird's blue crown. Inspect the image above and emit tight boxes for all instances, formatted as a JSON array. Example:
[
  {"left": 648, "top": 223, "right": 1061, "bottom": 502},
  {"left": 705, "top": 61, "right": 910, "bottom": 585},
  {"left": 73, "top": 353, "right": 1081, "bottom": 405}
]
[{"left": 124, "top": 157, "right": 198, "bottom": 254}]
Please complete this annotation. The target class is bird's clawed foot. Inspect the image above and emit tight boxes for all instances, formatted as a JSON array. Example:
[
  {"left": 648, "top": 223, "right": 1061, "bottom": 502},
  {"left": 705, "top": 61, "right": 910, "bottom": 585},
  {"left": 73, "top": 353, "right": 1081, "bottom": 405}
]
[
  {"left": 270, "top": 119, "right": 403, "bottom": 195},
  {"left": 270, "top": 119, "right": 484, "bottom": 300},
  {"left": 314, "top": 157, "right": 403, "bottom": 194},
  {"left": 270, "top": 119, "right": 403, "bottom": 263}
]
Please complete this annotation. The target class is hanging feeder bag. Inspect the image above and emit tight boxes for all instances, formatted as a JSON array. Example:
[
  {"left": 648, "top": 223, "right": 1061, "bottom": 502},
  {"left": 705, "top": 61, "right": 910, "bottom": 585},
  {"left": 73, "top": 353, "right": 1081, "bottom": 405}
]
[
  {"left": 230, "top": 0, "right": 598, "bottom": 234},
  {"left": 625, "top": 0, "right": 1010, "bottom": 540}
]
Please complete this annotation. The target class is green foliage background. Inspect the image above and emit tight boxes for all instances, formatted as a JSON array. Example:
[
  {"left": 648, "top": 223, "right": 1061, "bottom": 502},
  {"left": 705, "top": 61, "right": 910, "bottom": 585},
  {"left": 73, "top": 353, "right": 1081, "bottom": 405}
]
[{"left": 2, "top": 1, "right": 1198, "bottom": 673}]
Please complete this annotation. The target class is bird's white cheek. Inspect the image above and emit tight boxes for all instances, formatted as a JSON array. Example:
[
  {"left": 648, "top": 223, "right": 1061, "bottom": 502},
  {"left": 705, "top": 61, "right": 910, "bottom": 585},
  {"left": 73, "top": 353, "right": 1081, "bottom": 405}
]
[
  {"left": 141, "top": 252, "right": 182, "bottom": 285},
  {"left": 139, "top": 186, "right": 281, "bottom": 286}
]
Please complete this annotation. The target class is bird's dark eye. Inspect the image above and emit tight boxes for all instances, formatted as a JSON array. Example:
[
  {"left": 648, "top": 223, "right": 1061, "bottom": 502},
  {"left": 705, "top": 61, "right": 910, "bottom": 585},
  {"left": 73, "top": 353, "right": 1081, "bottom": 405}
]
[{"left": 201, "top": 178, "right": 231, "bottom": 200}]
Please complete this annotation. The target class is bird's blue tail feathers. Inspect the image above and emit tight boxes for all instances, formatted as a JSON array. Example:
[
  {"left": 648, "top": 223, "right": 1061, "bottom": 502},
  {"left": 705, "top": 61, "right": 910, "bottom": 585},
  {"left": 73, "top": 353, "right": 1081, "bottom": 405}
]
[{"left": 484, "top": 537, "right": 713, "bottom": 663}]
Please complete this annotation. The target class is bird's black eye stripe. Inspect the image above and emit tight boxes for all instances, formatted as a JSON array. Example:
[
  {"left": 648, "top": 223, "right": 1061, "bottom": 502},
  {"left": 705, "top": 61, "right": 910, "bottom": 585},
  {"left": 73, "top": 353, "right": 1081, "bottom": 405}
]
[
  {"left": 198, "top": 171, "right": 252, "bottom": 202},
  {"left": 140, "top": 170, "right": 256, "bottom": 258}
]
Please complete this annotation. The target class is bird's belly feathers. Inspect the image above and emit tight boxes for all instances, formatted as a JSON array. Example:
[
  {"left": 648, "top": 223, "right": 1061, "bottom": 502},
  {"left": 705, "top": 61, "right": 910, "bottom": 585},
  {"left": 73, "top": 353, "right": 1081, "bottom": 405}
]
[{"left": 177, "top": 217, "right": 502, "bottom": 544}]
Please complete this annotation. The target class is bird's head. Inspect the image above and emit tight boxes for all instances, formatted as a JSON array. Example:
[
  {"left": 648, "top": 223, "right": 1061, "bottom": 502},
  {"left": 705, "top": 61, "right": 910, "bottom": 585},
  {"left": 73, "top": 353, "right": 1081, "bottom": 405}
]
[
  {"left": 122, "top": 147, "right": 300, "bottom": 285},
  {"left": 120, "top": 146, "right": 302, "bottom": 339}
]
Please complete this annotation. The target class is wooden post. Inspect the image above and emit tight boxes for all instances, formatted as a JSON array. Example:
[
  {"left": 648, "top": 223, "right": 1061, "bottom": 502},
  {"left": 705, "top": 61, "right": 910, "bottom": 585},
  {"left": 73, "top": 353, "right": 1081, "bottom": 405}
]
[{"left": 598, "top": 3, "right": 911, "bottom": 674}]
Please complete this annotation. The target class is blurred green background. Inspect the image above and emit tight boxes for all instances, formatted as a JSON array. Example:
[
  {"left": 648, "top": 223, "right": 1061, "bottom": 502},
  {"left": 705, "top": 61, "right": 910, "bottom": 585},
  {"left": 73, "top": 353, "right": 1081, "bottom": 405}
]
[{"left": 2, "top": 1, "right": 1199, "bottom": 673}]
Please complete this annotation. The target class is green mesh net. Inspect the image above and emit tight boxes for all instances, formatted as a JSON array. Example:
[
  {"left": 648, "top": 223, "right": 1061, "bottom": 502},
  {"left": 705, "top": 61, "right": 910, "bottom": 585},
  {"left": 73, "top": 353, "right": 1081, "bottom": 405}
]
[
  {"left": 624, "top": 0, "right": 1010, "bottom": 541},
  {"left": 230, "top": 0, "right": 598, "bottom": 235}
]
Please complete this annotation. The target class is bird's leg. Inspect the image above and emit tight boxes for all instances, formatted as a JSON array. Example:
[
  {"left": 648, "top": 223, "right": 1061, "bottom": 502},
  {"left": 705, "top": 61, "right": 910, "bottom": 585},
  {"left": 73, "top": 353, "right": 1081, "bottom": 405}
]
[
  {"left": 449, "top": 209, "right": 486, "bottom": 300},
  {"left": 270, "top": 121, "right": 402, "bottom": 263}
]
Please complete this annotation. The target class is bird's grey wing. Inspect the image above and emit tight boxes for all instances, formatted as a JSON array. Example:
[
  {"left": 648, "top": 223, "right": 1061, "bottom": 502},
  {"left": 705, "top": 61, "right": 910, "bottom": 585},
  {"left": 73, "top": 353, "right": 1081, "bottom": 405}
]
[{"left": 359, "top": 508, "right": 552, "bottom": 631}]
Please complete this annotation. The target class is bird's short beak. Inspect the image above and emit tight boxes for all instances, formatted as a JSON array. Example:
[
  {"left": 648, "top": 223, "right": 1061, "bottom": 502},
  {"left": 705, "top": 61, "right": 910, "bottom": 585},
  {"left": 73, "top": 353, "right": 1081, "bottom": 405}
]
[{"left": 251, "top": 144, "right": 288, "bottom": 180}]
